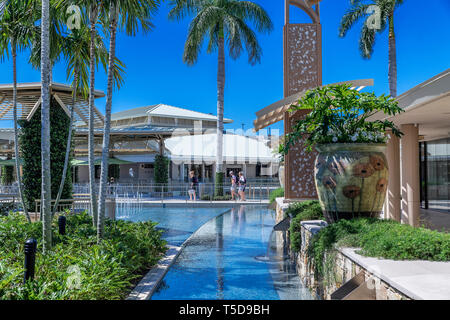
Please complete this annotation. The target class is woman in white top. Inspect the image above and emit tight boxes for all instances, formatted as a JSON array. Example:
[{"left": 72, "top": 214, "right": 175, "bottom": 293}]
[{"left": 238, "top": 171, "right": 246, "bottom": 201}]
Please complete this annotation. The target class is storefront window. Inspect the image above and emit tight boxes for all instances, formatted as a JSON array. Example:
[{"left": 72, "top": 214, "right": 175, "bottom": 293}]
[{"left": 421, "top": 137, "right": 450, "bottom": 213}]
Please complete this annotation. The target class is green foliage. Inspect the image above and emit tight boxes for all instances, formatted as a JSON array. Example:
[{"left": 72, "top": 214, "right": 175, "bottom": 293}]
[
  {"left": 214, "top": 172, "right": 224, "bottom": 197},
  {"left": 18, "top": 98, "right": 73, "bottom": 211},
  {"left": 201, "top": 194, "right": 232, "bottom": 201},
  {"left": 168, "top": 0, "right": 273, "bottom": 66},
  {"left": 307, "top": 218, "right": 450, "bottom": 280},
  {"left": 280, "top": 85, "right": 404, "bottom": 154},
  {"left": 1, "top": 166, "right": 14, "bottom": 185},
  {"left": 0, "top": 212, "right": 166, "bottom": 300},
  {"left": 154, "top": 155, "right": 169, "bottom": 184},
  {"left": 339, "top": 0, "right": 405, "bottom": 59},
  {"left": 269, "top": 187, "right": 284, "bottom": 204},
  {"left": 288, "top": 200, "right": 323, "bottom": 252},
  {"left": 0, "top": 202, "right": 16, "bottom": 217}
]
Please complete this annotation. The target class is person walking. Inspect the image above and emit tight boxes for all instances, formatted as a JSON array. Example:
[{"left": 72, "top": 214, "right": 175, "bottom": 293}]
[
  {"left": 230, "top": 171, "right": 237, "bottom": 201},
  {"left": 238, "top": 171, "right": 247, "bottom": 201},
  {"left": 188, "top": 170, "right": 198, "bottom": 201}
]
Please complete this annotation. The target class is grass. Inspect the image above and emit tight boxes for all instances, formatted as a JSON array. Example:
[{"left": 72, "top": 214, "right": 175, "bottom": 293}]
[
  {"left": 201, "top": 194, "right": 232, "bottom": 201},
  {"left": 287, "top": 200, "right": 323, "bottom": 252},
  {"left": 307, "top": 218, "right": 450, "bottom": 279},
  {"left": 269, "top": 187, "right": 284, "bottom": 204},
  {"left": 0, "top": 211, "right": 167, "bottom": 300}
]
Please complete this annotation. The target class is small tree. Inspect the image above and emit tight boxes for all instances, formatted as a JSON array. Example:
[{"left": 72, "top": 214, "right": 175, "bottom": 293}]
[
  {"left": 154, "top": 155, "right": 169, "bottom": 192},
  {"left": 1, "top": 166, "right": 14, "bottom": 185}
]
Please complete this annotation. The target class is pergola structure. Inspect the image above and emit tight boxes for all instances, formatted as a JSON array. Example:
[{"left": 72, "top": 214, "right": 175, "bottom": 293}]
[{"left": 0, "top": 82, "right": 105, "bottom": 126}]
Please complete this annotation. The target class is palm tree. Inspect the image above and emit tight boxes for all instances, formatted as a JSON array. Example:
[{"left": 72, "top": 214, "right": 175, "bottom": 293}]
[
  {"left": 96, "top": 0, "right": 159, "bottom": 240},
  {"left": 168, "top": 0, "right": 273, "bottom": 188},
  {"left": 51, "top": 19, "right": 125, "bottom": 216},
  {"left": 0, "top": 0, "right": 37, "bottom": 224},
  {"left": 339, "top": 0, "right": 405, "bottom": 97},
  {"left": 41, "top": 0, "right": 52, "bottom": 252}
]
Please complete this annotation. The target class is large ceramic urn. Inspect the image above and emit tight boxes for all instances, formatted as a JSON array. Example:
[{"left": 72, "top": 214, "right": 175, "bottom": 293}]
[{"left": 314, "top": 143, "right": 388, "bottom": 223}]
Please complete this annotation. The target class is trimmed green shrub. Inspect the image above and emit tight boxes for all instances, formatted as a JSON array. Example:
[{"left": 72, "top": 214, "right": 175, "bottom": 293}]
[
  {"left": 1, "top": 165, "right": 13, "bottom": 185},
  {"left": 18, "top": 98, "right": 73, "bottom": 211},
  {"left": 154, "top": 155, "right": 169, "bottom": 192},
  {"left": 307, "top": 218, "right": 450, "bottom": 280},
  {"left": 201, "top": 194, "right": 232, "bottom": 201},
  {"left": 0, "top": 212, "right": 166, "bottom": 300},
  {"left": 214, "top": 172, "right": 224, "bottom": 197},
  {"left": 269, "top": 187, "right": 284, "bottom": 204},
  {"left": 288, "top": 200, "right": 323, "bottom": 252}
]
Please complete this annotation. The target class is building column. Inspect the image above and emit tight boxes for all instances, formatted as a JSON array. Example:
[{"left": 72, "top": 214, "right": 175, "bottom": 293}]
[
  {"left": 385, "top": 131, "right": 401, "bottom": 222},
  {"left": 201, "top": 163, "right": 205, "bottom": 182},
  {"left": 400, "top": 124, "right": 421, "bottom": 227},
  {"left": 180, "top": 162, "right": 185, "bottom": 182}
]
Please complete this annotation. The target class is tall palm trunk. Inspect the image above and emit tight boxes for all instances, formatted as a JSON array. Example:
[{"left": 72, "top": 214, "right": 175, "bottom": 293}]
[
  {"left": 52, "top": 69, "right": 78, "bottom": 217},
  {"left": 41, "top": 0, "right": 52, "bottom": 253},
  {"left": 388, "top": 13, "right": 397, "bottom": 97},
  {"left": 88, "top": 6, "right": 99, "bottom": 227},
  {"left": 97, "top": 5, "right": 119, "bottom": 241},
  {"left": 216, "top": 34, "right": 225, "bottom": 175},
  {"left": 11, "top": 42, "right": 31, "bottom": 223}
]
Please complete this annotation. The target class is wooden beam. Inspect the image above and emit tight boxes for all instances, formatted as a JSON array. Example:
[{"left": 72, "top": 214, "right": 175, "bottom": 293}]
[
  {"left": 26, "top": 97, "right": 42, "bottom": 121},
  {"left": 53, "top": 94, "right": 71, "bottom": 118}
]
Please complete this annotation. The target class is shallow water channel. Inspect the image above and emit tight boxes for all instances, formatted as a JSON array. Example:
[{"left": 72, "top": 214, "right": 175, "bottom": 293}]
[{"left": 117, "top": 204, "right": 314, "bottom": 300}]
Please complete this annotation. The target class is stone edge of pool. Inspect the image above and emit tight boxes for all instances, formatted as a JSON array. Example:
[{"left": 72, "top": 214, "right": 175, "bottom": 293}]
[{"left": 127, "top": 206, "right": 242, "bottom": 300}]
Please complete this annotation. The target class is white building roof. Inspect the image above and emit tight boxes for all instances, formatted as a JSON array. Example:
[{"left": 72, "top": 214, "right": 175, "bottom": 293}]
[
  {"left": 165, "top": 133, "right": 280, "bottom": 164},
  {"left": 111, "top": 103, "right": 233, "bottom": 123}
]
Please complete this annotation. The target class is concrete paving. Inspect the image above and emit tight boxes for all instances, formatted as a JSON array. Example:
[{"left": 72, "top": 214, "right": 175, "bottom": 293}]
[
  {"left": 420, "top": 209, "right": 450, "bottom": 232},
  {"left": 341, "top": 248, "right": 450, "bottom": 300}
]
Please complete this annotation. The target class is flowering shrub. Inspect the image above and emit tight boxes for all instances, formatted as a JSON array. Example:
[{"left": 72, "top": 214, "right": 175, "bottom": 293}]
[{"left": 279, "top": 85, "right": 404, "bottom": 153}]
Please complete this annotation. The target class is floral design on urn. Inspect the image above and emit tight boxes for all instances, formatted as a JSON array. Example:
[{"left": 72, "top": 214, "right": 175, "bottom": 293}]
[{"left": 315, "top": 144, "right": 389, "bottom": 223}]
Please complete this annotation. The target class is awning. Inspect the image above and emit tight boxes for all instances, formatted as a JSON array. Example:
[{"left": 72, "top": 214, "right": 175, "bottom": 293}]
[
  {"left": 72, "top": 158, "right": 133, "bottom": 166},
  {"left": 0, "top": 158, "right": 22, "bottom": 166},
  {"left": 253, "top": 79, "right": 374, "bottom": 132}
]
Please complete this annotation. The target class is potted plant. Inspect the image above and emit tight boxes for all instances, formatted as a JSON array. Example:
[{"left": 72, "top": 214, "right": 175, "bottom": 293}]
[{"left": 280, "top": 85, "right": 404, "bottom": 223}]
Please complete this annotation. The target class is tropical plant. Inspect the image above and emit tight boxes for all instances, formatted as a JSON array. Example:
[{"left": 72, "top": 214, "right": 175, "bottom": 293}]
[
  {"left": 97, "top": 0, "right": 159, "bottom": 241},
  {"left": 168, "top": 0, "right": 273, "bottom": 191},
  {"left": 339, "top": 0, "right": 405, "bottom": 97},
  {"left": 0, "top": 211, "right": 166, "bottom": 300},
  {"left": 279, "top": 85, "right": 404, "bottom": 154},
  {"left": 51, "top": 14, "right": 125, "bottom": 216},
  {"left": 0, "top": 0, "right": 39, "bottom": 223}
]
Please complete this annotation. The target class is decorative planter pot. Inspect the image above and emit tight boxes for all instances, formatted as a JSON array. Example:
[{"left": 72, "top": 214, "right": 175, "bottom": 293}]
[{"left": 314, "top": 143, "right": 388, "bottom": 223}]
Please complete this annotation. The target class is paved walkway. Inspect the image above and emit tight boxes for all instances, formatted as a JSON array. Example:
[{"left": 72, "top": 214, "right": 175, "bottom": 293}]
[
  {"left": 420, "top": 209, "right": 450, "bottom": 232},
  {"left": 342, "top": 248, "right": 450, "bottom": 300}
]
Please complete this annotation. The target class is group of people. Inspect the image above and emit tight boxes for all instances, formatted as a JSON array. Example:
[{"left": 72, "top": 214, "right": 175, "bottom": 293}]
[
  {"left": 187, "top": 170, "right": 247, "bottom": 201},
  {"left": 229, "top": 171, "right": 246, "bottom": 201}
]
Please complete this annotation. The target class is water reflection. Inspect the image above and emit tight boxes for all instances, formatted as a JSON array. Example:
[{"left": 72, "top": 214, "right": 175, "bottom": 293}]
[{"left": 151, "top": 206, "right": 313, "bottom": 300}]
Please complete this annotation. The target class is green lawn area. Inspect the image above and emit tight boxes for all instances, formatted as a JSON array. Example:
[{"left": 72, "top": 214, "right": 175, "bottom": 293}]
[{"left": 0, "top": 212, "right": 166, "bottom": 300}]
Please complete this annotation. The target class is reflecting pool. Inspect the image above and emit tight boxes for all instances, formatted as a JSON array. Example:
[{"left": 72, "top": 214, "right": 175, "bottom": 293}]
[{"left": 146, "top": 205, "right": 315, "bottom": 300}]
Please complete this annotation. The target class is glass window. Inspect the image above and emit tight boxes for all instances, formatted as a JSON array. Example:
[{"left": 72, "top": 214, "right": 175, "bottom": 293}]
[{"left": 423, "top": 137, "right": 450, "bottom": 213}]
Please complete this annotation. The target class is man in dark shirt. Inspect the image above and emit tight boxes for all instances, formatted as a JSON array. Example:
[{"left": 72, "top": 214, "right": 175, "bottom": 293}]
[{"left": 188, "top": 170, "right": 198, "bottom": 201}]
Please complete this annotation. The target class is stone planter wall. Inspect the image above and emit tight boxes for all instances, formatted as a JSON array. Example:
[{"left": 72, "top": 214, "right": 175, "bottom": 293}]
[
  {"left": 275, "top": 198, "right": 410, "bottom": 300},
  {"left": 295, "top": 221, "right": 410, "bottom": 300}
]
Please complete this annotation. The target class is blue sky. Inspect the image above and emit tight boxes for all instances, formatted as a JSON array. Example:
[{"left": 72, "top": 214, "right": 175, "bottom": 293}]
[{"left": 1, "top": 0, "right": 449, "bottom": 134}]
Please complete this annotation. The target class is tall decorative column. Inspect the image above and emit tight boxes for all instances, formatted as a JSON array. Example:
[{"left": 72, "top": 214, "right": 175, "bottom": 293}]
[
  {"left": 400, "top": 124, "right": 420, "bottom": 227},
  {"left": 283, "top": 0, "right": 322, "bottom": 200},
  {"left": 385, "top": 130, "right": 401, "bottom": 221}
]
